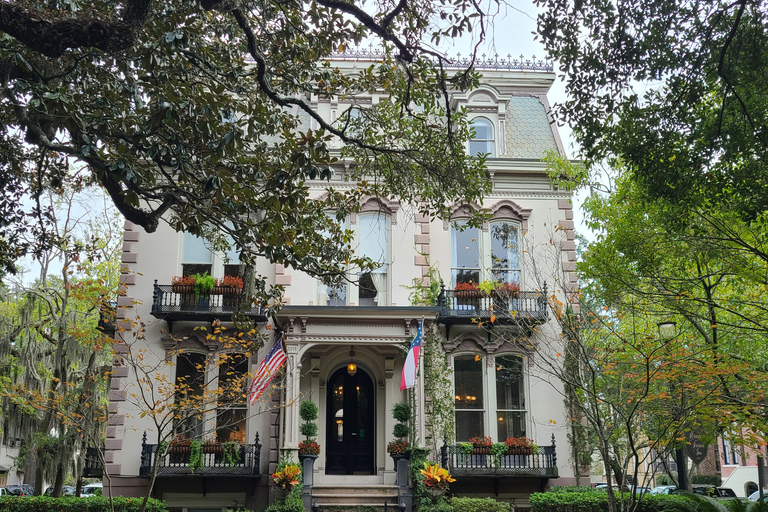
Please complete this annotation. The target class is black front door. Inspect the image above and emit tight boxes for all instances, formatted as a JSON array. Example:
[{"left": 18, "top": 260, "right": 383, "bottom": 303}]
[{"left": 325, "top": 367, "right": 375, "bottom": 474}]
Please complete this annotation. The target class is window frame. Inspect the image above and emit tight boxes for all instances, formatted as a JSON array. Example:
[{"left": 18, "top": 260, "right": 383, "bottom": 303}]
[
  {"left": 451, "top": 350, "right": 529, "bottom": 443},
  {"left": 450, "top": 218, "right": 523, "bottom": 288},
  {"left": 181, "top": 232, "right": 242, "bottom": 279},
  {"left": 172, "top": 349, "right": 251, "bottom": 443},
  {"left": 469, "top": 117, "right": 495, "bottom": 157}
]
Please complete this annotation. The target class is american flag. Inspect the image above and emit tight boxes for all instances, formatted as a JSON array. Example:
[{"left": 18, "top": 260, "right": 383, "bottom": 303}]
[{"left": 248, "top": 336, "right": 287, "bottom": 404}]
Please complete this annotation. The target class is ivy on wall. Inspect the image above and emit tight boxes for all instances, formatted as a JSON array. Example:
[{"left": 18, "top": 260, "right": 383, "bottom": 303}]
[{"left": 423, "top": 324, "right": 455, "bottom": 455}]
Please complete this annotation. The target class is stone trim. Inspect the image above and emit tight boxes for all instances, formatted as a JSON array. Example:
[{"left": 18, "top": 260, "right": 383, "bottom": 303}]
[
  {"left": 557, "top": 198, "right": 579, "bottom": 313},
  {"left": 413, "top": 210, "right": 431, "bottom": 283},
  {"left": 105, "top": 221, "right": 140, "bottom": 477}
]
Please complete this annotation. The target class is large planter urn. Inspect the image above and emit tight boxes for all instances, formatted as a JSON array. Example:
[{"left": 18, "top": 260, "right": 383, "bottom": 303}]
[{"left": 390, "top": 453, "right": 409, "bottom": 471}]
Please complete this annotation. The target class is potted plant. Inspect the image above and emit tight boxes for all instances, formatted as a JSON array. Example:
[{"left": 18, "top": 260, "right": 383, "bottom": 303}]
[
  {"left": 453, "top": 281, "right": 481, "bottom": 298},
  {"left": 215, "top": 275, "right": 244, "bottom": 309},
  {"left": 171, "top": 275, "right": 196, "bottom": 294},
  {"left": 192, "top": 271, "right": 215, "bottom": 305},
  {"left": 492, "top": 281, "right": 520, "bottom": 312},
  {"left": 272, "top": 460, "right": 301, "bottom": 500},
  {"left": 504, "top": 436, "right": 537, "bottom": 455},
  {"left": 469, "top": 435, "right": 493, "bottom": 454},
  {"left": 202, "top": 435, "right": 222, "bottom": 454},
  {"left": 389, "top": 401, "right": 411, "bottom": 468},
  {"left": 418, "top": 462, "right": 456, "bottom": 502},
  {"left": 299, "top": 399, "right": 320, "bottom": 463}
]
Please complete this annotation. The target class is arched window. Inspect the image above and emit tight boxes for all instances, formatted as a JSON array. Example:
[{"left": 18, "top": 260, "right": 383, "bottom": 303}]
[{"left": 469, "top": 118, "right": 495, "bottom": 157}]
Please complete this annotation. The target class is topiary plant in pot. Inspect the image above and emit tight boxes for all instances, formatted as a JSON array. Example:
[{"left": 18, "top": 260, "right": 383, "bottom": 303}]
[{"left": 299, "top": 399, "right": 319, "bottom": 461}]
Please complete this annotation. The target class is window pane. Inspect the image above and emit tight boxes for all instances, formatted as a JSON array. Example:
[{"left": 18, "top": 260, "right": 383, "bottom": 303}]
[
  {"left": 174, "top": 352, "right": 206, "bottom": 438},
  {"left": 359, "top": 214, "right": 388, "bottom": 267},
  {"left": 452, "top": 224, "right": 480, "bottom": 285},
  {"left": 183, "top": 233, "right": 213, "bottom": 263},
  {"left": 496, "top": 355, "right": 524, "bottom": 410},
  {"left": 218, "top": 354, "right": 247, "bottom": 406},
  {"left": 454, "top": 355, "right": 484, "bottom": 410},
  {"left": 497, "top": 411, "right": 526, "bottom": 440},
  {"left": 491, "top": 222, "right": 520, "bottom": 284},
  {"left": 469, "top": 140, "right": 493, "bottom": 157},
  {"left": 217, "top": 408, "right": 246, "bottom": 443},
  {"left": 473, "top": 122, "right": 493, "bottom": 139},
  {"left": 457, "top": 411, "right": 485, "bottom": 441}
]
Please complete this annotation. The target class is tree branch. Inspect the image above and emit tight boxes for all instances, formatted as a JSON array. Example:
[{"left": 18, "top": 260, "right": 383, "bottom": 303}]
[{"left": 0, "top": 0, "right": 153, "bottom": 58}]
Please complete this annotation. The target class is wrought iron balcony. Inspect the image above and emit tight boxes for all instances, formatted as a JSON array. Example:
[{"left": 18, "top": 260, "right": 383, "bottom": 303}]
[
  {"left": 441, "top": 435, "right": 558, "bottom": 478},
  {"left": 436, "top": 283, "right": 548, "bottom": 333},
  {"left": 98, "top": 301, "right": 116, "bottom": 336},
  {"left": 139, "top": 433, "right": 262, "bottom": 478},
  {"left": 82, "top": 447, "right": 104, "bottom": 478},
  {"left": 150, "top": 282, "right": 267, "bottom": 328}
]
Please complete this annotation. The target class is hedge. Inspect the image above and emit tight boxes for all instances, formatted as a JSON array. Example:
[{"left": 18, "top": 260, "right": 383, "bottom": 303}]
[
  {"left": 449, "top": 497, "right": 511, "bottom": 512},
  {"left": 0, "top": 496, "right": 167, "bottom": 512},
  {"left": 530, "top": 491, "right": 694, "bottom": 512}
]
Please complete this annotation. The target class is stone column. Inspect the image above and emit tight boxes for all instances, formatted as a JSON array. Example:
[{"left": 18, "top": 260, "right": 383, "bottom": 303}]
[{"left": 283, "top": 342, "right": 301, "bottom": 451}]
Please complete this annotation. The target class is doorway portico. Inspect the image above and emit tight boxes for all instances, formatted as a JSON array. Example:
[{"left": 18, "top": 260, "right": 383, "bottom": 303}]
[{"left": 277, "top": 308, "right": 437, "bottom": 484}]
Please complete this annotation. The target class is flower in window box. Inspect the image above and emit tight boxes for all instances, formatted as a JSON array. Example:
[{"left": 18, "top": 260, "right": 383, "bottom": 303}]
[
  {"left": 504, "top": 436, "right": 537, "bottom": 453},
  {"left": 468, "top": 436, "right": 493, "bottom": 449},
  {"left": 454, "top": 281, "right": 482, "bottom": 298}
]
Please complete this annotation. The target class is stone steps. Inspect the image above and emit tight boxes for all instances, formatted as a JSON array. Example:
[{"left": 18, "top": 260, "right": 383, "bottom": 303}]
[{"left": 310, "top": 484, "right": 401, "bottom": 511}]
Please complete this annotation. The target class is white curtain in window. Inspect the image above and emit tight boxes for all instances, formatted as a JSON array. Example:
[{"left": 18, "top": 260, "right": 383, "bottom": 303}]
[{"left": 370, "top": 272, "right": 387, "bottom": 305}]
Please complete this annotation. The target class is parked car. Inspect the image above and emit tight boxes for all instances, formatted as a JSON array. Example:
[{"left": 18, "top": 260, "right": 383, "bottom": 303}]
[
  {"left": 651, "top": 485, "right": 677, "bottom": 495},
  {"left": 0, "top": 487, "right": 7, "bottom": 496},
  {"left": 748, "top": 490, "right": 768, "bottom": 501},
  {"left": 675, "top": 485, "right": 739, "bottom": 499},
  {"left": 81, "top": 483, "right": 103, "bottom": 497},
  {"left": 45, "top": 485, "right": 75, "bottom": 496},
  {"left": 6, "top": 484, "right": 34, "bottom": 496}
]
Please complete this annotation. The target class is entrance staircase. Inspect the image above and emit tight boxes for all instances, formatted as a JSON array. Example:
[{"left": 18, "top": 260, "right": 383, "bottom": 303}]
[{"left": 310, "top": 484, "right": 402, "bottom": 512}]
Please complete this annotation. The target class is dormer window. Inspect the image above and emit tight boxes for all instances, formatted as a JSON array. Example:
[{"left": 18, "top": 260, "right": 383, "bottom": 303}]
[{"left": 469, "top": 117, "right": 495, "bottom": 157}]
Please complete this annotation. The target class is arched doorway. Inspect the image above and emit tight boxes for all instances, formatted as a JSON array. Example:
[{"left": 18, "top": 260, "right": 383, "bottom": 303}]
[{"left": 325, "top": 366, "right": 375, "bottom": 475}]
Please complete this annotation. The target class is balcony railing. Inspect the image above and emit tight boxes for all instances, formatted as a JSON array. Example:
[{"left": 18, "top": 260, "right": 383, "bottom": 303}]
[
  {"left": 139, "top": 432, "right": 262, "bottom": 478},
  {"left": 150, "top": 282, "right": 267, "bottom": 328},
  {"left": 441, "top": 435, "right": 558, "bottom": 478},
  {"left": 437, "top": 283, "right": 548, "bottom": 328},
  {"left": 82, "top": 447, "right": 104, "bottom": 478}
]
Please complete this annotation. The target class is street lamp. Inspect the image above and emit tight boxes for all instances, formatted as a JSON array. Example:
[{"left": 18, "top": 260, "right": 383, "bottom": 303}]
[{"left": 658, "top": 321, "right": 688, "bottom": 492}]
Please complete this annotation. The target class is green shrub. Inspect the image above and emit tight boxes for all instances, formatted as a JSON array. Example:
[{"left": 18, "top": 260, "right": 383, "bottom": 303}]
[
  {"left": 657, "top": 475, "right": 675, "bottom": 485},
  {"left": 530, "top": 490, "right": 694, "bottom": 512},
  {"left": 420, "top": 502, "right": 454, "bottom": 512},
  {"left": 691, "top": 475, "right": 722, "bottom": 486},
  {"left": 299, "top": 400, "right": 319, "bottom": 422},
  {"left": 392, "top": 402, "right": 412, "bottom": 422},
  {"left": 266, "top": 483, "right": 304, "bottom": 512},
  {"left": 0, "top": 496, "right": 166, "bottom": 512},
  {"left": 300, "top": 422, "right": 318, "bottom": 438},
  {"left": 393, "top": 423, "right": 409, "bottom": 438},
  {"left": 450, "top": 497, "right": 510, "bottom": 512},
  {"left": 549, "top": 486, "right": 600, "bottom": 493}
]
